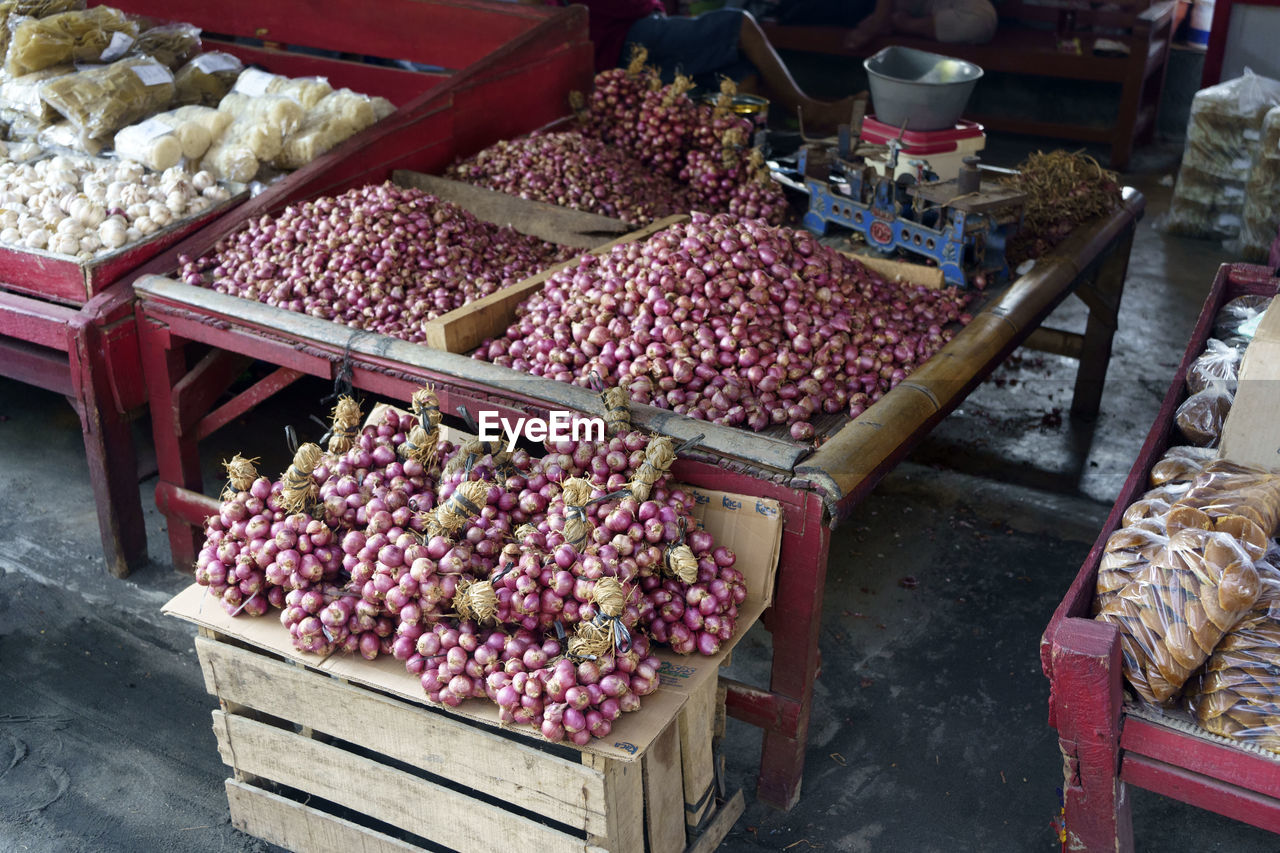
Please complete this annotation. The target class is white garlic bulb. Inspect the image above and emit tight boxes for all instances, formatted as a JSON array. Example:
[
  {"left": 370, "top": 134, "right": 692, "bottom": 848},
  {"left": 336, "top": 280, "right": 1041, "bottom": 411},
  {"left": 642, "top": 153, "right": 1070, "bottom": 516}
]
[
  {"left": 202, "top": 185, "right": 231, "bottom": 202},
  {"left": 125, "top": 202, "right": 149, "bottom": 221},
  {"left": 99, "top": 219, "right": 127, "bottom": 249},
  {"left": 165, "top": 190, "right": 187, "bottom": 214},
  {"left": 56, "top": 218, "right": 85, "bottom": 238},
  {"left": 25, "top": 228, "right": 49, "bottom": 249},
  {"left": 79, "top": 234, "right": 101, "bottom": 254},
  {"left": 0, "top": 227, "right": 18, "bottom": 244},
  {"left": 114, "top": 161, "right": 145, "bottom": 183},
  {"left": 125, "top": 226, "right": 142, "bottom": 242},
  {"left": 51, "top": 233, "right": 79, "bottom": 255},
  {"left": 135, "top": 216, "right": 158, "bottom": 235},
  {"left": 191, "top": 171, "right": 215, "bottom": 192}
]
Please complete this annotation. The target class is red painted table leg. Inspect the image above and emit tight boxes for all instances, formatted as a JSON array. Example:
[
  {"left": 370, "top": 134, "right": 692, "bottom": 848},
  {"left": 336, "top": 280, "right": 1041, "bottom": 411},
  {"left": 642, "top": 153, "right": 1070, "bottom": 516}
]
[
  {"left": 138, "top": 316, "right": 203, "bottom": 569},
  {"left": 755, "top": 491, "right": 832, "bottom": 809},
  {"left": 66, "top": 318, "right": 146, "bottom": 578},
  {"left": 1051, "top": 617, "right": 1134, "bottom": 853}
]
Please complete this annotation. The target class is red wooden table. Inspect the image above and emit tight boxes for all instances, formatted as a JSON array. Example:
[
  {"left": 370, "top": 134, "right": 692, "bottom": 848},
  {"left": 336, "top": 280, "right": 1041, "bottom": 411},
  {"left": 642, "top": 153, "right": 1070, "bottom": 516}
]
[
  {"left": 1042, "top": 262, "right": 1280, "bottom": 851},
  {"left": 128, "top": 63, "right": 1144, "bottom": 806},
  {"left": 0, "top": 0, "right": 588, "bottom": 577}
]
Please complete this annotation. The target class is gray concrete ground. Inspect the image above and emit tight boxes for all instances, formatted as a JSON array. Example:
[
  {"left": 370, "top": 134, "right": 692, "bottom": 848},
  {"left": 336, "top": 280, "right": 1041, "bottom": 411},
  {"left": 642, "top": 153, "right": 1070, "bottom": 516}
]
[{"left": 3, "top": 145, "right": 1279, "bottom": 853}]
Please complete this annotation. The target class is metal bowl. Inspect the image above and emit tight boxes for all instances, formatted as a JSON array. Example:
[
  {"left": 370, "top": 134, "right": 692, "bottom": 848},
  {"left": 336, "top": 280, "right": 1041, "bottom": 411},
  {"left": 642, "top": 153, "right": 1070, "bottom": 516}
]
[{"left": 864, "top": 46, "right": 983, "bottom": 131}]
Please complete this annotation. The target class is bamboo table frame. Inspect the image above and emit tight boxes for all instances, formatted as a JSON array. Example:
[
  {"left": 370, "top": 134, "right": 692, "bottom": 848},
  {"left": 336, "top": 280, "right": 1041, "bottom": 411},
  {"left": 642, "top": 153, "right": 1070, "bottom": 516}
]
[{"left": 132, "top": 186, "right": 1142, "bottom": 808}]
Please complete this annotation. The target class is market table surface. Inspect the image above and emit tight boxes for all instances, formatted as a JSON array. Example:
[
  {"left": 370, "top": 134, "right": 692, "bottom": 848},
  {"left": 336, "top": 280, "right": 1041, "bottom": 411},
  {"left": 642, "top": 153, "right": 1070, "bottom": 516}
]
[{"left": 131, "top": 186, "right": 1143, "bottom": 808}]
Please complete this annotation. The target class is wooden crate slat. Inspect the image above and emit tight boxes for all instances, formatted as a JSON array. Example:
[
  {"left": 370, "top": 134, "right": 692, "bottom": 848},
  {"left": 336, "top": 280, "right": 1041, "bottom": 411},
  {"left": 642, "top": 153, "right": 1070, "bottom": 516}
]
[
  {"left": 212, "top": 711, "right": 603, "bottom": 853},
  {"left": 581, "top": 752, "right": 645, "bottom": 853},
  {"left": 677, "top": 679, "right": 717, "bottom": 834},
  {"left": 422, "top": 214, "right": 690, "bottom": 354},
  {"left": 197, "top": 635, "right": 609, "bottom": 834},
  {"left": 685, "top": 790, "right": 746, "bottom": 853},
  {"left": 226, "top": 779, "right": 425, "bottom": 853},
  {"left": 642, "top": 723, "right": 686, "bottom": 853}
]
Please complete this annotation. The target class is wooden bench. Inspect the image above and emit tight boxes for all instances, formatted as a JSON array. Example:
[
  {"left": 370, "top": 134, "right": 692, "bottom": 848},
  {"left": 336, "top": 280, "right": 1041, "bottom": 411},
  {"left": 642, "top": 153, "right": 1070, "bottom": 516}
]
[{"left": 761, "top": 0, "right": 1177, "bottom": 170}]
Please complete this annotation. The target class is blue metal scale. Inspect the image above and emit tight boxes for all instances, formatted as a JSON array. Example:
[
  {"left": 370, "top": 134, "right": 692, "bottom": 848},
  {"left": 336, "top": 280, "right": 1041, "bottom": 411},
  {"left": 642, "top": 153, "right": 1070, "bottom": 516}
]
[{"left": 796, "top": 138, "right": 1026, "bottom": 288}]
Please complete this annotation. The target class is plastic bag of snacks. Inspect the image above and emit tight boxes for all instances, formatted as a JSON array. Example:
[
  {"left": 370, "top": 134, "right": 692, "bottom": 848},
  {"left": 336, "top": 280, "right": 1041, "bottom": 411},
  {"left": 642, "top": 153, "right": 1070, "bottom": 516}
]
[
  {"left": 1175, "top": 381, "right": 1235, "bottom": 447},
  {"left": 113, "top": 116, "right": 181, "bottom": 170},
  {"left": 1185, "top": 550, "right": 1280, "bottom": 752},
  {"left": 232, "top": 67, "right": 330, "bottom": 109},
  {"left": 272, "top": 88, "right": 383, "bottom": 170},
  {"left": 35, "top": 117, "right": 99, "bottom": 154},
  {"left": 5, "top": 6, "right": 136, "bottom": 76},
  {"left": 198, "top": 119, "right": 261, "bottom": 182},
  {"left": 39, "top": 55, "right": 173, "bottom": 140},
  {"left": 0, "top": 62, "right": 67, "bottom": 121},
  {"left": 126, "top": 21, "right": 200, "bottom": 70},
  {"left": 1214, "top": 294, "right": 1273, "bottom": 350},
  {"left": 1187, "top": 339, "right": 1243, "bottom": 395},
  {"left": 146, "top": 107, "right": 211, "bottom": 159},
  {"left": 0, "top": 0, "right": 83, "bottom": 57},
  {"left": 1095, "top": 461, "right": 1280, "bottom": 705},
  {"left": 217, "top": 91, "right": 302, "bottom": 138},
  {"left": 173, "top": 50, "right": 240, "bottom": 106}
]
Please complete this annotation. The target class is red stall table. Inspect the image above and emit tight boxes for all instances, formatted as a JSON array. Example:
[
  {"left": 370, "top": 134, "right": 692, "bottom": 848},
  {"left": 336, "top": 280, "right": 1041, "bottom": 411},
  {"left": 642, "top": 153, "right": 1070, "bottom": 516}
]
[
  {"left": 1042, "top": 262, "right": 1280, "bottom": 851},
  {"left": 0, "top": 0, "right": 589, "bottom": 577},
  {"left": 130, "top": 71, "right": 1146, "bottom": 810}
]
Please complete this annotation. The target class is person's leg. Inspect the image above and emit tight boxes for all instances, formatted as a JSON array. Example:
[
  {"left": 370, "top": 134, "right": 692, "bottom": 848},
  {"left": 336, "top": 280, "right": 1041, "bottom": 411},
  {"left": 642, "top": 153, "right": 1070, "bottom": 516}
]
[{"left": 735, "top": 11, "right": 860, "bottom": 128}]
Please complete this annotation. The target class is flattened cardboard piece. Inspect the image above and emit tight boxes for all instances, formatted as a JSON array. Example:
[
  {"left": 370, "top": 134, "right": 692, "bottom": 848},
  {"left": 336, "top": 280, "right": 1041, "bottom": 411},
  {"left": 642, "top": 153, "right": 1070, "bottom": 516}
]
[
  {"left": 1220, "top": 303, "right": 1280, "bottom": 468},
  {"left": 654, "top": 485, "right": 782, "bottom": 696},
  {"left": 319, "top": 652, "right": 685, "bottom": 763},
  {"left": 164, "top": 583, "right": 328, "bottom": 663},
  {"left": 363, "top": 402, "right": 475, "bottom": 444}
]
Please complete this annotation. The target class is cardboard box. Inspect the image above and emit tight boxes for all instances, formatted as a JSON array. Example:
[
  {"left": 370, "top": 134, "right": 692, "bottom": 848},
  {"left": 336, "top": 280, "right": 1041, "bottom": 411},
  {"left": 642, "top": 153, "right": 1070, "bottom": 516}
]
[{"left": 1219, "top": 302, "right": 1280, "bottom": 468}]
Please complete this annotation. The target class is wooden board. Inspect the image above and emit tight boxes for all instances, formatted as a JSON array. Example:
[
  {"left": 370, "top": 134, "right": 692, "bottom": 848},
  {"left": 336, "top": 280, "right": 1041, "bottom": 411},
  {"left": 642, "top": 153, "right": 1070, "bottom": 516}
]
[
  {"left": 678, "top": 678, "right": 717, "bottom": 835},
  {"left": 839, "top": 250, "right": 946, "bottom": 289},
  {"left": 393, "top": 170, "right": 632, "bottom": 249},
  {"left": 226, "top": 779, "right": 424, "bottom": 853},
  {"left": 642, "top": 723, "right": 687, "bottom": 853},
  {"left": 197, "top": 635, "right": 611, "bottom": 836},
  {"left": 0, "top": 185, "right": 245, "bottom": 306},
  {"left": 422, "top": 215, "right": 689, "bottom": 354},
  {"left": 212, "top": 711, "right": 607, "bottom": 853}
]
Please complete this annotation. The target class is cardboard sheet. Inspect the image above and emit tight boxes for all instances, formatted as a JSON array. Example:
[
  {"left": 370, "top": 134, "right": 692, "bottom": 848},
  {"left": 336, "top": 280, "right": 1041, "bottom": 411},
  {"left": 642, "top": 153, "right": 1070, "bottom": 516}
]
[{"left": 1220, "top": 303, "right": 1280, "bottom": 468}]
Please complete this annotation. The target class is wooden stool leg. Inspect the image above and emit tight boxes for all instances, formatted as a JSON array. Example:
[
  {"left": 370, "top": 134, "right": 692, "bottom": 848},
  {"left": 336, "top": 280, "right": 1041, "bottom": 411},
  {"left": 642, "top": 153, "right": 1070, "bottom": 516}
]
[
  {"left": 138, "top": 316, "right": 203, "bottom": 569},
  {"left": 1051, "top": 617, "right": 1134, "bottom": 853},
  {"left": 68, "top": 319, "right": 145, "bottom": 578}
]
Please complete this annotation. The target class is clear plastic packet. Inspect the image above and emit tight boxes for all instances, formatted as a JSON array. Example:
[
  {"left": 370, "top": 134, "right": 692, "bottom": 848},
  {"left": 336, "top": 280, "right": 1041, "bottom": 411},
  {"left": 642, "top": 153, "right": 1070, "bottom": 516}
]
[
  {"left": 146, "top": 108, "right": 210, "bottom": 159},
  {"left": 272, "top": 88, "right": 381, "bottom": 170},
  {"left": 1175, "top": 380, "right": 1234, "bottom": 447},
  {"left": 1213, "top": 295, "right": 1273, "bottom": 347},
  {"left": 0, "top": 0, "right": 84, "bottom": 60},
  {"left": 1187, "top": 339, "right": 1243, "bottom": 395},
  {"left": 126, "top": 21, "right": 199, "bottom": 70},
  {"left": 1097, "top": 521, "right": 1262, "bottom": 705},
  {"left": 0, "top": 103, "right": 38, "bottom": 136},
  {"left": 35, "top": 116, "right": 98, "bottom": 153},
  {"left": 1174, "top": 459, "right": 1280, "bottom": 535},
  {"left": 113, "top": 116, "right": 181, "bottom": 170},
  {"left": 172, "top": 102, "right": 229, "bottom": 138},
  {"left": 198, "top": 118, "right": 259, "bottom": 181},
  {"left": 39, "top": 55, "right": 173, "bottom": 140},
  {"left": 1150, "top": 445, "right": 1217, "bottom": 487},
  {"left": 173, "top": 50, "right": 240, "bottom": 106},
  {"left": 217, "top": 91, "right": 302, "bottom": 138},
  {"left": 232, "top": 67, "right": 330, "bottom": 109},
  {"left": 1093, "top": 521, "right": 1168, "bottom": 616},
  {"left": 5, "top": 6, "right": 136, "bottom": 76},
  {"left": 0, "top": 62, "right": 68, "bottom": 120},
  {"left": 1185, "top": 549, "right": 1280, "bottom": 752}
]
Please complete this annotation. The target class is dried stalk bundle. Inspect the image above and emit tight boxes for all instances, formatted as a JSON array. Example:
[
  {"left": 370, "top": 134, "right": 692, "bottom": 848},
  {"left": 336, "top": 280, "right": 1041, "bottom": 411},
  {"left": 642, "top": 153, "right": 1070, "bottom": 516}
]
[
  {"left": 326, "top": 395, "right": 361, "bottom": 454},
  {"left": 629, "top": 436, "right": 674, "bottom": 502},
  {"left": 220, "top": 453, "right": 259, "bottom": 500},
  {"left": 664, "top": 542, "right": 698, "bottom": 584},
  {"left": 560, "top": 477, "right": 594, "bottom": 550},
  {"left": 454, "top": 578, "right": 497, "bottom": 623},
  {"left": 601, "top": 386, "right": 630, "bottom": 436},
  {"left": 1003, "top": 150, "right": 1123, "bottom": 262},
  {"left": 411, "top": 384, "right": 441, "bottom": 429},
  {"left": 280, "top": 442, "right": 321, "bottom": 513},
  {"left": 573, "top": 577, "right": 631, "bottom": 658},
  {"left": 514, "top": 523, "right": 539, "bottom": 542},
  {"left": 400, "top": 424, "right": 438, "bottom": 469},
  {"left": 432, "top": 480, "right": 488, "bottom": 539}
]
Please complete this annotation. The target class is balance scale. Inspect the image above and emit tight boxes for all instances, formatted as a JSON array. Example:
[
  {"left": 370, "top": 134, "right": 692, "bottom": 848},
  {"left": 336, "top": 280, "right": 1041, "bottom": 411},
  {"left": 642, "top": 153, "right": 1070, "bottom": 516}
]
[{"left": 794, "top": 114, "right": 1026, "bottom": 288}]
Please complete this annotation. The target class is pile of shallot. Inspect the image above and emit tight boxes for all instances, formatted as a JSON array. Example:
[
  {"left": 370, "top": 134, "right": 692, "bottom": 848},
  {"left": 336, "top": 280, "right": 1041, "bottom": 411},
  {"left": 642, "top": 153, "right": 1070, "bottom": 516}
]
[
  {"left": 476, "top": 212, "right": 973, "bottom": 439},
  {"left": 178, "top": 182, "right": 575, "bottom": 343},
  {"left": 195, "top": 391, "right": 745, "bottom": 744}
]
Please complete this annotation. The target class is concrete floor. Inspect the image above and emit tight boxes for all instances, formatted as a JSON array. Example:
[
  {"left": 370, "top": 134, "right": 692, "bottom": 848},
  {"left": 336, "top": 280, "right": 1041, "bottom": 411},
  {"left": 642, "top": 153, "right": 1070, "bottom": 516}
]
[{"left": 2, "top": 144, "right": 1278, "bottom": 853}]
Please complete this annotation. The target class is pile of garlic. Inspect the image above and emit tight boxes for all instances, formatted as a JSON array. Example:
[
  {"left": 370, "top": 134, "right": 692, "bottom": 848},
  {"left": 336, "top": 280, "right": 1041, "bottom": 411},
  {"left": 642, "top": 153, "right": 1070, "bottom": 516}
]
[{"left": 0, "top": 155, "right": 232, "bottom": 259}]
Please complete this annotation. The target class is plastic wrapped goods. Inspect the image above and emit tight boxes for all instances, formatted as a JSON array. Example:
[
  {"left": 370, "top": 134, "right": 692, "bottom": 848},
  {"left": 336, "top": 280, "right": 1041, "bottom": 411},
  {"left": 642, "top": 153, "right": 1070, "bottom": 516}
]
[
  {"left": 1214, "top": 295, "right": 1273, "bottom": 349},
  {"left": 0, "top": 0, "right": 83, "bottom": 56},
  {"left": 232, "top": 67, "right": 330, "bottom": 109},
  {"left": 5, "top": 6, "right": 136, "bottom": 76},
  {"left": 172, "top": 103, "right": 230, "bottom": 137},
  {"left": 39, "top": 56, "right": 173, "bottom": 140},
  {"left": 1186, "top": 552, "right": 1280, "bottom": 753},
  {"left": 1187, "top": 339, "right": 1243, "bottom": 395},
  {"left": 35, "top": 118, "right": 98, "bottom": 154},
  {"left": 147, "top": 108, "right": 210, "bottom": 159},
  {"left": 198, "top": 120, "right": 258, "bottom": 181},
  {"left": 1150, "top": 445, "right": 1216, "bottom": 488},
  {"left": 0, "top": 62, "right": 67, "bottom": 121},
  {"left": 1164, "top": 70, "right": 1280, "bottom": 239},
  {"left": 1175, "top": 381, "right": 1234, "bottom": 447},
  {"left": 273, "top": 88, "right": 381, "bottom": 170},
  {"left": 113, "top": 116, "right": 181, "bottom": 170},
  {"left": 127, "top": 22, "right": 199, "bottom": 70},
  {"left": 218, "top": 91, "right": 301, "bottom": 136},
  {"left": 1233, "top": 107, "right": 1280, "bottom": 262},
  {"left": 173, "top": 51, "right": 241, "bottom": 106}
]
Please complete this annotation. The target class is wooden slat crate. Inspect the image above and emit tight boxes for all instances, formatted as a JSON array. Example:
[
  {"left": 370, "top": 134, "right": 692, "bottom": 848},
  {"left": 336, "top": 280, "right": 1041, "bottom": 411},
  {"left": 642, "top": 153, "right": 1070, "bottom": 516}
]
[{"left": 195, "top": 626, "right": 744, "bottom": 853}]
